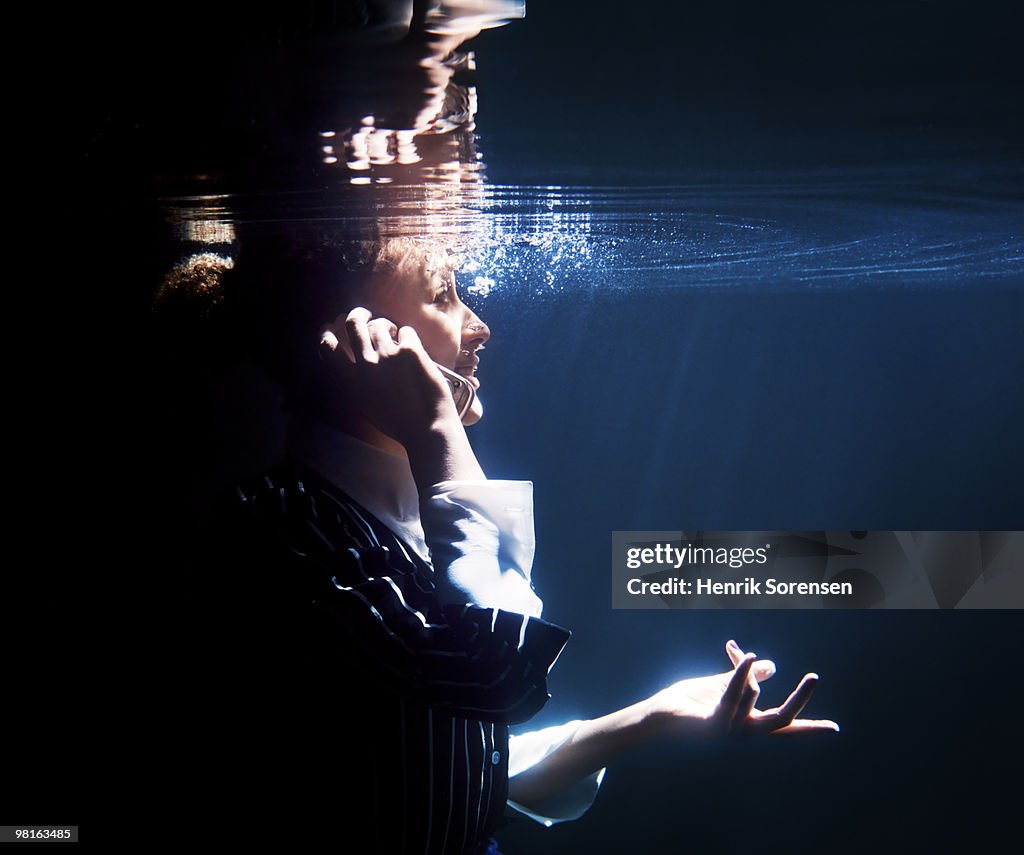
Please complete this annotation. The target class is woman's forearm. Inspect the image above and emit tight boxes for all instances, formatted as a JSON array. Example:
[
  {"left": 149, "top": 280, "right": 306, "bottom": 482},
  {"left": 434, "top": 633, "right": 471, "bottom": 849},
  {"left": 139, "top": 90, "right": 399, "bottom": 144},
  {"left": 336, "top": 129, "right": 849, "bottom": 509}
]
[
  {"left": 506, "top": 697, "right": 661, "bottom": 810},
  {"left": 404, "top": 411, "right": 486, "bottom": 488}
]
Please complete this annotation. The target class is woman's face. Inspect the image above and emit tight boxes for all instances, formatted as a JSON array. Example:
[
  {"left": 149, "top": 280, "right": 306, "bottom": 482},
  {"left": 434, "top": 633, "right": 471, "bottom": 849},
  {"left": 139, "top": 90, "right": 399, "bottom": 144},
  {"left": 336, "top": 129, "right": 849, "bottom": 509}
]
[{"left": 373, "top": 254, "right": 490, "bottom": 424}]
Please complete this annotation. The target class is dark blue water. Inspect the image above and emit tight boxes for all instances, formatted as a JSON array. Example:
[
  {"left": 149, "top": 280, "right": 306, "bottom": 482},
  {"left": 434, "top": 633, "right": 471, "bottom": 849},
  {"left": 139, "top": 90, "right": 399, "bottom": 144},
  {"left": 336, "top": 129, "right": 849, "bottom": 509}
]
[
  {"left": 429, "top": 171, "right": 1022, "bottom": 853},
  {"left": 461, "top": 186, "right": 1020, "bottom": 853},
  {"left": 465, "top": 6, "right": 1021, "bottom": 851}
]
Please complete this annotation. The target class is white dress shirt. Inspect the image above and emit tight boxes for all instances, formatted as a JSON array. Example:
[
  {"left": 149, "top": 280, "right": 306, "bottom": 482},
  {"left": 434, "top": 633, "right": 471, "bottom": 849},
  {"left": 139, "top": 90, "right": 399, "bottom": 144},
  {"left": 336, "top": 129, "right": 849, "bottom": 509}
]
[{"left": 290, "top": 420, "right": 605, "bottom": 826}]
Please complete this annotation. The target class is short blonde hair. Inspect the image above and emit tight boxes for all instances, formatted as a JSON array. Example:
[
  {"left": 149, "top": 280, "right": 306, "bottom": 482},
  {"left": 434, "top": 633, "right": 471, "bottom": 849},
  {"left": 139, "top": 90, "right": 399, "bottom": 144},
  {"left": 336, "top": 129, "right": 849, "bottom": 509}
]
[{"left": 367, "top": 236, "right": 459, "bottom": 284}]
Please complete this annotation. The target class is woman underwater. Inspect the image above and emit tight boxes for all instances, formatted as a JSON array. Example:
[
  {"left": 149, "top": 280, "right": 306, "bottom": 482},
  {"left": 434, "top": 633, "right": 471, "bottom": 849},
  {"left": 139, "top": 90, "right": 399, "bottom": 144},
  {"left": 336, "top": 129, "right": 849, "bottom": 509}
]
[{"left": 180, "top": 235, "right": 839, "bottom": 854}]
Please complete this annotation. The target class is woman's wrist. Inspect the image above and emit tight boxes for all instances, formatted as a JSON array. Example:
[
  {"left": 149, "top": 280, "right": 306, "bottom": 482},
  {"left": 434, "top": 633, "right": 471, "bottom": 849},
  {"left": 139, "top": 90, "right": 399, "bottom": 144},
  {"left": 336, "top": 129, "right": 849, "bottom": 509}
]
[
  {"left": 602, "top": 696, "right": 667, "bottom": 749},
  {"left": 507, "top": 698, "right": 663, "bottom": 810},
  {"left": 637, "top": 697, "right": 688, "bottom": 742},
  {"left": 404, "top": 409, "right": 486, "bottom": 488},
  {"left": 562, "top": 697, "right": 665, "bottom": 765}
]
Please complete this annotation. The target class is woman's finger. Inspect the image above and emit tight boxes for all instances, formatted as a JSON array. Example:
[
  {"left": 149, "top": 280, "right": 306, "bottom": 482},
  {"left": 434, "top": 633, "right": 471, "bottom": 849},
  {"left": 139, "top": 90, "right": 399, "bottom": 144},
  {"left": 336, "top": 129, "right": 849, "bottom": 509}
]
[
  {"left": 396, "top": 324, "right": 425, "bottom": 359},
  {"left": 775, "top": 673, "right": 818, "bottom": 726},
  {"left": 731, "top": 673, "right": 760, "bottom": 732},
  {"left": 750, "top": 673, "right": 819, "bottom": 732},
  {"left": 368, "top": 318, "right": 400, "bottom": 357},
  {"left": 320, "top": 316, "right": 358, "bottom": 364},
  {"left": 319, "top": 328, "right": 344, "bottom": 359},
  {"left": 345, "top": 307, "right": 376, "bottom": 363},
  {"left": 396, "top": 326, "right": 444, "bottom": 380},
  {"left": 770, "top": 719, "right": 840, "bottom": 735},
  {"left": 716, "top": 653, "right": 755, "bottom": 732},
  {"left": 726, "top": 641, "right": 775, "bottom": 682}
]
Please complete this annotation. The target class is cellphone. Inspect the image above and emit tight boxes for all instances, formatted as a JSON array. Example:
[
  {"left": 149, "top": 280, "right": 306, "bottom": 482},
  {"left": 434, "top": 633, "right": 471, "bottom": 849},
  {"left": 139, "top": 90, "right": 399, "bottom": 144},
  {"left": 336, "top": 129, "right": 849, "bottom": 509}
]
[{"left": 434, "top": 363, "right": 477, "bottom": 420}]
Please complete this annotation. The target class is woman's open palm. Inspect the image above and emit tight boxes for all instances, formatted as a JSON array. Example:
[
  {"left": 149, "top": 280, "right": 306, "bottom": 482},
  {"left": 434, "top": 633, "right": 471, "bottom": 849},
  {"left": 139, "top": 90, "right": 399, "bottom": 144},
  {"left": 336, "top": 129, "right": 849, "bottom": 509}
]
[{"left": 646, "top": 640, "right": 840, "bottom": 738}]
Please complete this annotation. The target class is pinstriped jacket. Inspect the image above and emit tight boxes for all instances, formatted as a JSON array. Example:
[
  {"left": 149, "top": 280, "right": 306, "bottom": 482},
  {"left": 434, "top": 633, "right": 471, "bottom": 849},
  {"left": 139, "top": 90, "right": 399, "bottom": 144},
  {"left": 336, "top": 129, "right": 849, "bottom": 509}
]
[{"left": 192, "top": 459, "right": 572, "bottom": 854}]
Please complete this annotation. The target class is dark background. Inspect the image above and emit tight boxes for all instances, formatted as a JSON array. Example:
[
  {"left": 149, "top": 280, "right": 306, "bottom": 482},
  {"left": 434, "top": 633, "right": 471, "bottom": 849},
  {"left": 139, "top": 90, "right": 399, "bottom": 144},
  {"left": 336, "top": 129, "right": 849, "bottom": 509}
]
[{"left": 470, "top": 0, "right": 1022, "bottom": 180}]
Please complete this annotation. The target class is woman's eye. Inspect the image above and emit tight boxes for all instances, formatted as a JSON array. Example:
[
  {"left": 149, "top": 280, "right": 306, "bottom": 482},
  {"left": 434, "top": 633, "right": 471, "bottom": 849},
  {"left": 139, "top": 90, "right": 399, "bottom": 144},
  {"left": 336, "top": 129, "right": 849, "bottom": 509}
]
[{"left": 433, "top": 281, "right": 454, "bottom": 304}]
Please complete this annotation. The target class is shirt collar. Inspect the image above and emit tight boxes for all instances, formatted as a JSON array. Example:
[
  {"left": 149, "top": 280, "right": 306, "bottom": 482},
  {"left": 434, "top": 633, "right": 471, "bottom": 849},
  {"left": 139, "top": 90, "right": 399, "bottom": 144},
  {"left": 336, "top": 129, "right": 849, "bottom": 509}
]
[{"left": 288, "top": 419, "right": 424, "bottom": 531}]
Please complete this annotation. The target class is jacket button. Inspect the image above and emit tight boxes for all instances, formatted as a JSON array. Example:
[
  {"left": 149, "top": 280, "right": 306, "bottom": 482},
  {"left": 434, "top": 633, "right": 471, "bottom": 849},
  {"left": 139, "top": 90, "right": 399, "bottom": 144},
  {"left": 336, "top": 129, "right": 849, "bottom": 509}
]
[{"left": 491, "top": 750, "right": 501, "bottom": 765}]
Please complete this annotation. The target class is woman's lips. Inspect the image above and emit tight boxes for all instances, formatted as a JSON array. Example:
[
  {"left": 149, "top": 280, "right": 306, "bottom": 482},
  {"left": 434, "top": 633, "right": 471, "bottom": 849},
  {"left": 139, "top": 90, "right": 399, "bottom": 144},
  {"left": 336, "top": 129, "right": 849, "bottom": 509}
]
[{"left": 454, "top": 361, "right": 480, "bottom": 388}]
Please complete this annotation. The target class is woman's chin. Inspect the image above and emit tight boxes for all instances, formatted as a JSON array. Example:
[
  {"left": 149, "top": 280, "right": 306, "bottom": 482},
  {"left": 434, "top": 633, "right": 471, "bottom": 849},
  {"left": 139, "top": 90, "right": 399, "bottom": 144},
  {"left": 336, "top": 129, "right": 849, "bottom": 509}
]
[{"left": 462, "top": 395, "right": 484, "bottom": 426}]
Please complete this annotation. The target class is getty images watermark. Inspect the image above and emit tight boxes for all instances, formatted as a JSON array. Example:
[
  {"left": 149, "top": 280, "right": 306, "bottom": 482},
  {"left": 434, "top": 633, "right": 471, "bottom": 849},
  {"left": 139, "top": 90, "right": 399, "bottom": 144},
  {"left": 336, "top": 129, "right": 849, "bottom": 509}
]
[{"left": 611, "top": 531, "right": 1024, "bottom": 609}]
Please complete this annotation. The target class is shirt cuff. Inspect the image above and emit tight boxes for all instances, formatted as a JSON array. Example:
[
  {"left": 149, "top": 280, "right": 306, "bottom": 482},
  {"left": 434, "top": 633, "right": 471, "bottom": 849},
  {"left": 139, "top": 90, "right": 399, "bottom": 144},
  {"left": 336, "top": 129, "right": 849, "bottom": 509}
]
[
  {"left": 420, "top": 480, "right": 543, "bottom": 618},
  {"left": 505, "top": 720, "right": 606, "bottom": 826}
]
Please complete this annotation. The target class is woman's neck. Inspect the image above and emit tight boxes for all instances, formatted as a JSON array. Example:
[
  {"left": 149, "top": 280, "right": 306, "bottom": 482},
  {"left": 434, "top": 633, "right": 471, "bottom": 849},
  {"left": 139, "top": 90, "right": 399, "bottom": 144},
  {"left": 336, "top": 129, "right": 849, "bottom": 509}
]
[{"left": 318, "top": 408, "right": 408, "bottom": 459}]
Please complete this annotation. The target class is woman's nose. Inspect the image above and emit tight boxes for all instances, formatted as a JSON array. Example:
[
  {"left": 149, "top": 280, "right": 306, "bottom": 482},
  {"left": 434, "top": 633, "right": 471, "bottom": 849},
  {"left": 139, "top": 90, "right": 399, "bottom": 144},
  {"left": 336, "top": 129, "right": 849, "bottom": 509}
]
[{"left": 462, "top": 314, "right": 490, "bottom": 348}]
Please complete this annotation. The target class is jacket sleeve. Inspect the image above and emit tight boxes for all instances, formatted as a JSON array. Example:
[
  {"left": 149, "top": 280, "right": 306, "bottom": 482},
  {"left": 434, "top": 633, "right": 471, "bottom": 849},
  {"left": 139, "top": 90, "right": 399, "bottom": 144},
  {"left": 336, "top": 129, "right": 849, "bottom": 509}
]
[{"left": 218, "top": 469, "right": 571, "bottom": 725}]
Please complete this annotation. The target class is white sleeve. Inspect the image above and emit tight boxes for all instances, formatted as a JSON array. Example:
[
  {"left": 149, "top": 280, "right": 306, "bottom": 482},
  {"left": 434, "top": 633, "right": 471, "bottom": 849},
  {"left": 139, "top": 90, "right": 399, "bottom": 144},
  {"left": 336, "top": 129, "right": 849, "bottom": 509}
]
[
  {"left": 420, "top": 479, "right": 544, "bottom": 618},
  {"left": 422, "top": 481, "right": 605, "bottom": 823},
  {"left": 505, "top": 720, "right": 606, "bottom": 825}
]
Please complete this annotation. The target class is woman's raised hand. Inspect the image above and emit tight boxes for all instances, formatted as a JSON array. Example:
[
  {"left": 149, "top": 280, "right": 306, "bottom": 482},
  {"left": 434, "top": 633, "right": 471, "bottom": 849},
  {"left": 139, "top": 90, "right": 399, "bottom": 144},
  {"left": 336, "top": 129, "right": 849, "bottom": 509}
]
[
  {"left": 644, "top": 640, "right": 840, "bottom": 739},
  {"left": 319, "top": 307, "right": 458, "bottom": 447}
]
